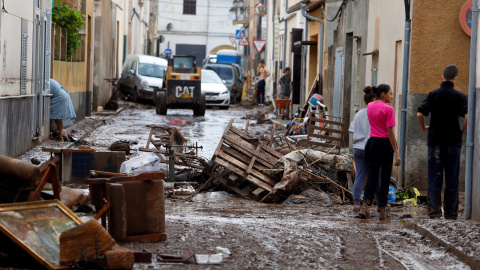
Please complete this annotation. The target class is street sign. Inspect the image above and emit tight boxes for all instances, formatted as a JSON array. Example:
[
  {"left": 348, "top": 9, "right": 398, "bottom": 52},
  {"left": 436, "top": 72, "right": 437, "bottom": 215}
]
[
  {"left": 238, "top": 36, "right": 249, "bottom": 46},
  {"left": 235, "top": 30, "right": 245, "bottom": 40},
  {"left": 229, "top": 36, "right": 236, "bottom": 45},
  {"left": 253, "top": 40, "right": 266, "bottom": 53},
  {"left": 459, "top": 0, "right": 472, "bottom": 36},
  {"left": 165, "top": 48, "right": 172, "bottom": 56}
]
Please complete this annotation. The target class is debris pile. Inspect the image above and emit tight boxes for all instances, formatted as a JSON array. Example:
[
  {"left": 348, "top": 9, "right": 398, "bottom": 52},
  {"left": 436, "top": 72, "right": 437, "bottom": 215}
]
[{"left": 201, "top": 120, "right": 354, "bottom": 204}]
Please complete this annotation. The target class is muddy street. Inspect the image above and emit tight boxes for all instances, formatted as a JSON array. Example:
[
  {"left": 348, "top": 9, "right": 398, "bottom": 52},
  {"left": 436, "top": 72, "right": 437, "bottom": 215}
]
[{"left": 18, "top": 102, "right": 477, "bottom": 269}]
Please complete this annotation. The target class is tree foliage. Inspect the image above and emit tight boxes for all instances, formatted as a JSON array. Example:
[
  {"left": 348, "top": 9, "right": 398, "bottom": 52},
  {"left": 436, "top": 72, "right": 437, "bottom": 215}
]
[{"left": 52, "top": 0, "right": 85, "bottom": 60}]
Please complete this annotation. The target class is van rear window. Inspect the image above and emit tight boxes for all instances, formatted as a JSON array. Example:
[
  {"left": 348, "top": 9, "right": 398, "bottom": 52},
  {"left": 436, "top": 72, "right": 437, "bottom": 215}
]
[
  {"left": 138, "top": 63, "right": 166, "bottom": 78},
  {"left": 207, "top": 66, "right": 233, "bottom": 80}
]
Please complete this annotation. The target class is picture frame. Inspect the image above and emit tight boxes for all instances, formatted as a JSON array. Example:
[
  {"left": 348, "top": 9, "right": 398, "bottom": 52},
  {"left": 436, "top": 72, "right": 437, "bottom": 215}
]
[{"left": 0, "top": 200, "right": 83, "bottom": 270}]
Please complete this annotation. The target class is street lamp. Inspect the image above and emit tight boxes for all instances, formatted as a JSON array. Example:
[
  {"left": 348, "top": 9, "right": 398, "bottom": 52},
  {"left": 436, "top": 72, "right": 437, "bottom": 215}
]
[{"left": 230, "top": 0, "right": 246, "bottom": 24}]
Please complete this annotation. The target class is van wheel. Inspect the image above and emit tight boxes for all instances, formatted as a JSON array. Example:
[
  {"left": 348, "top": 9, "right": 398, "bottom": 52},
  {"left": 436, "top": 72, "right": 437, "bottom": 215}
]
[
  {"left": 156, "top": 91, "right": 167, "bottom": 115},
  {"left": 132, "top": 87, "right": 139, "bottom": 102},
  {"left": 194, "top": 95, "right": 206, "bottom": 116}
]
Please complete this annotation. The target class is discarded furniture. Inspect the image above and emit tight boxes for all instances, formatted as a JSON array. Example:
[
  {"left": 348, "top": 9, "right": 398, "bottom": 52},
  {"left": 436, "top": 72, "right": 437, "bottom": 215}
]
[
  {"left": 60, "top": 220, "right": 115, "bottom": 265},
  {"left": 306, "top": 115, "right": 345, "bottom": 155},
  {"left": 0, "top": 200, "right": 82, "bottom": 269},
  {"left": 140, "top": 125, "right": 206, "bottom": 169},
  {"left": 86, "top": 172, "right": 167, "bottom": 242},
  {"left": 0, "top": 155, "right": 61, "bottom": 203},
  {"left": 42, "top": 147, "right": 125, "bottom": 184},
  {"left": 203, "top": 120, "right": 284, "bottom": 202}
]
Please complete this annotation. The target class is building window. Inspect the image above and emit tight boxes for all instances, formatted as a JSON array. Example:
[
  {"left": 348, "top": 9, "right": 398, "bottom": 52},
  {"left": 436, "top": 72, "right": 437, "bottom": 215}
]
[{"left": 183, "top": 0, "right": 196, "bottom": 15}]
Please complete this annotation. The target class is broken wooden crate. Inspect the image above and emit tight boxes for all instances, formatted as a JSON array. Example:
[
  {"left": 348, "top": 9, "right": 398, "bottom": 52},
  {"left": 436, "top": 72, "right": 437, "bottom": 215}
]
[
  {"left": 306, "top": 115, "right": 345, "bottom": 155},
  {"left": 203, "top": 120, "right": 284, "bottom": 202}
]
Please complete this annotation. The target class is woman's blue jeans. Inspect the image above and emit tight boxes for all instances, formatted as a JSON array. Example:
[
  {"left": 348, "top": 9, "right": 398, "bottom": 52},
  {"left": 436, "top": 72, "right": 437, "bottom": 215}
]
[{"left": 353, "top": 149, "right": 380, "bottom": 205}]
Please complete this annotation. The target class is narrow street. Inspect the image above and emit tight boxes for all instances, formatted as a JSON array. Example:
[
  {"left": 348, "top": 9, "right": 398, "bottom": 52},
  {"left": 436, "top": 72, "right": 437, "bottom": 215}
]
[{"left": 19, "top": 102, "right": 475, "bottom": 269}]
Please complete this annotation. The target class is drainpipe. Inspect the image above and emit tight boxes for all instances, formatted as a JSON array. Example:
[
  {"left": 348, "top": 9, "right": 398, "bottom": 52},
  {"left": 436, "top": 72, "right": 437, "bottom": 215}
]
[
  {"left": 465, "top": 0, "right": 478, "bottom": 220},
  {"left": 301, "top": 2, "right": 324, "bottom": 95},
  {"left": 399, "top": 0, "right": 411, "bottom": 188},
  {"left": 283, "top": 0, "right": 287, "bottom": 70}
]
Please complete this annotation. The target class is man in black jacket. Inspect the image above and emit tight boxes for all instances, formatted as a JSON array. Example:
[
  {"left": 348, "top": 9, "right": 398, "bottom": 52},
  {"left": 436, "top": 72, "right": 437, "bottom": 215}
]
[{"left": 417, "top": 64, "right": 468, "bottom": 220}]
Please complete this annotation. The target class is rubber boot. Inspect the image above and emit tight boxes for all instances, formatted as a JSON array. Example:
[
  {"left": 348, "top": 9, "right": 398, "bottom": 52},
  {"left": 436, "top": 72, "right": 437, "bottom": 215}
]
[
  {"left": 357, "top": 202, "right": 371, "bottom": 219},
  {"left": 378, "top": 206, "right": 388, "bottom": 220}
]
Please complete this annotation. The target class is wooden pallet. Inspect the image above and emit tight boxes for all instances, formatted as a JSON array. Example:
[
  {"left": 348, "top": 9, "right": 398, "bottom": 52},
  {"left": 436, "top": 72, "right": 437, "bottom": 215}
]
[
  {"left": 203, "top": 120, "right": 283, "bottom": 202},
  {"left": 306, "top": 116, "right": 345, "bottom": 155}
]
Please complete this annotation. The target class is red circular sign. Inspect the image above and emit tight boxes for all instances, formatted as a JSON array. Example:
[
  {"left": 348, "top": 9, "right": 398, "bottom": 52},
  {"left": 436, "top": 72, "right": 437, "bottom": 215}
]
[{"left": 459, "top": 0, "right": 473, "bottom": 36}]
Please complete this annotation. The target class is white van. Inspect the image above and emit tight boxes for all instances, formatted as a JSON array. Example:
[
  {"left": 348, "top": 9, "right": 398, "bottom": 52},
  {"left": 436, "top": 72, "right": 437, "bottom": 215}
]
[{"left": 119, "top": 54, "right": 168, "bottom": 101}]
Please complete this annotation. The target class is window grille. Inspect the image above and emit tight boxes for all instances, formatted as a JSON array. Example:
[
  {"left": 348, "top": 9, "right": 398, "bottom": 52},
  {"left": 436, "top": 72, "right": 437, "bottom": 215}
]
[
  {"left": 371, "top": 67, "right": 378, "bottom": 87},
  {"left": 183, "top": 0, "right": 196, "bottom": 15}
]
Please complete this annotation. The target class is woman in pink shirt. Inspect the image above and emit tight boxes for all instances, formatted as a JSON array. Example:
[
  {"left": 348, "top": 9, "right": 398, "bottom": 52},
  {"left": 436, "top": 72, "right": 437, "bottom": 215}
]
[{"left": 358, "top": 84, "right": 401, "bottom": 220}]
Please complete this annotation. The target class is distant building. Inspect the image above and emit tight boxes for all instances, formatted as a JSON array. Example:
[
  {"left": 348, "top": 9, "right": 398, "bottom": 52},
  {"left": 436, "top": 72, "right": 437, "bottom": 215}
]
[{"left": 156, "top": 0, "right": 237, "bottom": 66}]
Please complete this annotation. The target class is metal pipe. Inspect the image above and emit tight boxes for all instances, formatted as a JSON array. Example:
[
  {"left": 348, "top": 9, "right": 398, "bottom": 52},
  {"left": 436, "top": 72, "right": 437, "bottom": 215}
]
[
  {"left": 283, "top": 0, "right": 287, "bottom": 70},
  {"left": 465, "top": 0, "right": 478, "bottom": 220},
  {"left": 399, "top": 0, "right": 411, "bottom": 188},
  {"left": 301, "top": 3, "right": 324, "bottom": 95}
]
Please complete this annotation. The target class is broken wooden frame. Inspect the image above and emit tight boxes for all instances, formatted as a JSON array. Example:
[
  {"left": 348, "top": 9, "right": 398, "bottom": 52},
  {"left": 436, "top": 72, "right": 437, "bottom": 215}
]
[
  {"left": 0, "top": 200, "right": 82, "bottom": 270},
  {"left": 306, "top": 115, "right": 345, "bottom": 155},
  {"left": 203, "top": 120, "right": 283, "bottom": 202},
  {"left": 141, "top": 125, "right": 207, "bottom": 169}
]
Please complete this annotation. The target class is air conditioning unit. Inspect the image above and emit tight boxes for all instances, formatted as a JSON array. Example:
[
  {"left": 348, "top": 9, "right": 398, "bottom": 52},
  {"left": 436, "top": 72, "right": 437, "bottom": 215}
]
[{"left": 138, "top": 0, "right": 144, "bottom": 6}]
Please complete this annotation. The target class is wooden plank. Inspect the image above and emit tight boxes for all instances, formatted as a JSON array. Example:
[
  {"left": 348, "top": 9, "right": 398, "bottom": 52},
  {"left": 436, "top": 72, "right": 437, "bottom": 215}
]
[
  {"left": 229, "top": 125, "right": 259, "bottom": 142},
  {"left": 307, "top": 133, "right": 343, "bottom": 142},
  {"left": 245, "top": 145, "right": 261, "bottom": 177},
  {"left": 307, "top": 125, "right": 344, "bottom": 134},
  {"left": 145, "top": 127, "right": 155, "bottom": 149},
  {"left": 216, "top": 152, "right": 277, "bottom": 187},
  {"left": 306, "top": 140, "right": 339, "bottom": 149},
  {"left": 309, "top": 117, "right": 345, "bottom": 126},
  {"left": 94, "top": 202, "right": 111, "bottom": 220},
  {"left": 220, "top": 145, "right": 270, "bottom": 171},
  {"left": 269, "top": 124, "right": 276, "bottom": 147},
  {"left": 213, "top": 120, "right": 234, "bottom": 160},
  {"left": 223, "top": 133, "right": 277, "bottom": 165},
  {"left": 214, "top": 157, "right": 274, "bottom": 191},
  {"left": 245, "top": 119, "right": 249, "bottom": 133},
  {"left": 251, "top": 187, "right": 265, "bottom": 200},
  {"left": 217, "top": 150, "right": 273, "bottom": 183},
  {"left": 259, "top": 144, "right": 284, "bottom": 160}
]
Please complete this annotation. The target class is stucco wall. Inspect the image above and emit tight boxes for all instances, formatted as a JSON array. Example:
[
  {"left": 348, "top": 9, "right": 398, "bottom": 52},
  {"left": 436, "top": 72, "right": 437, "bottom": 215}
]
[{"left": 409, "top": 1, "right": 470, "bottom": 95}]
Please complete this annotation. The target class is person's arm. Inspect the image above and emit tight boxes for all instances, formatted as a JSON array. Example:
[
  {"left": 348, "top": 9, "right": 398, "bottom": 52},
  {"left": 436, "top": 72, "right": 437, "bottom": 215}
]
[
  {"left": 417, "top": 112, "right": 429, "bottom": 133},
  {"left": 388, "top": 127, "right": 401, "bottom": 166},
  {"left": 257, "top": 66, "right": 262, "bottom": 76},
  {"left": 462, "top": 113, "right": 468, "bottom": 134}
]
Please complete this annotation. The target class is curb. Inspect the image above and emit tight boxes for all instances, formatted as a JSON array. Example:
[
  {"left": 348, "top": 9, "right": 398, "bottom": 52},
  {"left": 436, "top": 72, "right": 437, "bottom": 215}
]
[{"left": 404, "top": 219, "right": 480, "bottom": 270}]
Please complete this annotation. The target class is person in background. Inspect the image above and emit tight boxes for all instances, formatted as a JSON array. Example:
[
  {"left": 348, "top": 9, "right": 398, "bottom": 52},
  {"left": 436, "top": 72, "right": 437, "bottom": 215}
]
[
  {"left": 417, "top": 64, "right": 468, "bottom": 220},
  {"left": 349, "top": 86, "right": 380, "bottom": 213},
  {"left": 256, "top": 59, "right": 270, "bottom": 106},
  {"left": 50, "top": 79, "right": 76, "bottom": 141},
  {"left": 278, "top": 67, "right": 291, "bottom": 99},
  {"left": 358, "top": 84, "right": 401, "bottom": 220}
]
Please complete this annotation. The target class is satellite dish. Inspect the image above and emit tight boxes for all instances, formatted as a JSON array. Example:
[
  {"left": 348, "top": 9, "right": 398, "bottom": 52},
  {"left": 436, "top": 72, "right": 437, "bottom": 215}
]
[{"left": 166, "top": 23, "right": 173, "bottom": 31}]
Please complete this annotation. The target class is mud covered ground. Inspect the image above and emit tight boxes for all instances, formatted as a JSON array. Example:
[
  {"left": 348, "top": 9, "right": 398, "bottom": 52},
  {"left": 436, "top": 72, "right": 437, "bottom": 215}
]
[{"left": 18, "top": 101, "right": 480, "bottom": 269}]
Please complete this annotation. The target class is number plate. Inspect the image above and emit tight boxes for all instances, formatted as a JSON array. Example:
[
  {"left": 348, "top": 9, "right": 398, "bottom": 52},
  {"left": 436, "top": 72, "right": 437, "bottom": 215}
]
[{"left": 180, "top": 74, "right": 190, "bottom": 80}]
